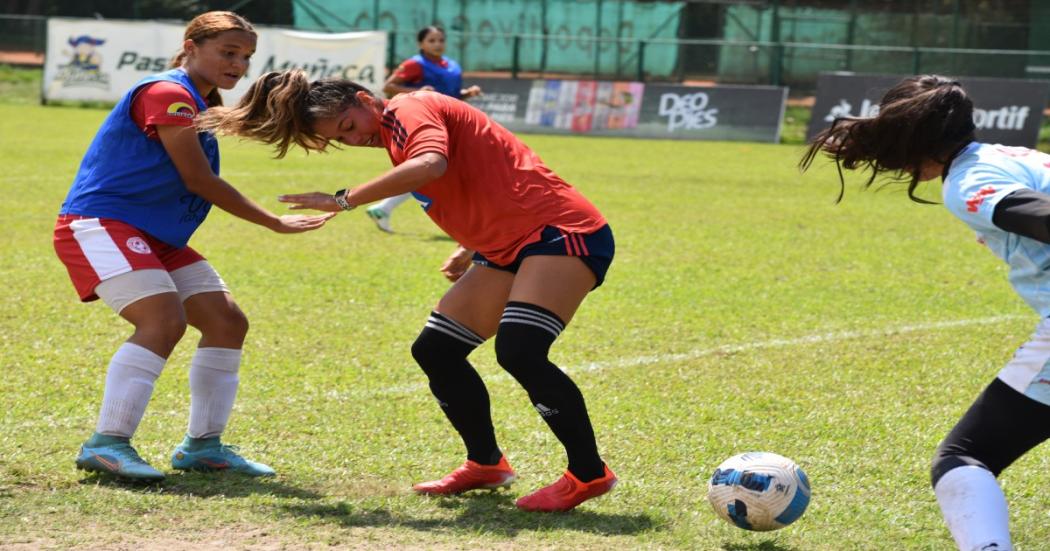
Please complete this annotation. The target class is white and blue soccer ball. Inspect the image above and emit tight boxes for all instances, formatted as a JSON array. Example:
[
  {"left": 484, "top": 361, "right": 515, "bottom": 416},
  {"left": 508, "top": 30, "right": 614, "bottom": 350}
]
[{"left": 706, "top": 451, "right": 811, "bottom": 531}]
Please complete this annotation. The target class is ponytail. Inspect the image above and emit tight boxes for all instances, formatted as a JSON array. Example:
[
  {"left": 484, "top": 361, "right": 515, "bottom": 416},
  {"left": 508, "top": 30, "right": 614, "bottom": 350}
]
[{"left": 196, "top": 70, "right": 376, "bottom": 158}]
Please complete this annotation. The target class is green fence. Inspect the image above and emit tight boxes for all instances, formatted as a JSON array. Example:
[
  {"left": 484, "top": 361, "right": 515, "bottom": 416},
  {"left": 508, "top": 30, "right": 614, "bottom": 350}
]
[
  {"left": 6, "top": 11, "right": 1050, "bottom": 92},
  {"left": 0, "top": 14, "right": 45, "bottom": 53},
  {"left": 293, "top": 0, "right": 683, "bottom": 78}
]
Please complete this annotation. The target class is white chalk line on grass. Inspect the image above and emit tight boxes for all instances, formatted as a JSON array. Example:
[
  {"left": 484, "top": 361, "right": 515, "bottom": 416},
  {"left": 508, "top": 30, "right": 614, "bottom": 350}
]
[
  {"left": 8, "top": 314, "right": 1031, "bottom": 429},
  {"left": 320, "top": 314, "right": 1030, "bottom": 402}
]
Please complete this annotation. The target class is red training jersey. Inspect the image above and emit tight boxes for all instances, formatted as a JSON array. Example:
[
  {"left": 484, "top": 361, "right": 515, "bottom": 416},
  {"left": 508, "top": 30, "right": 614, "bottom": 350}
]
[
  {"left": 129, "top": 81, "right": 197, "bottom": 140},
  {"left": 380, "top": 91, "right": 606, "bottom": 265}
]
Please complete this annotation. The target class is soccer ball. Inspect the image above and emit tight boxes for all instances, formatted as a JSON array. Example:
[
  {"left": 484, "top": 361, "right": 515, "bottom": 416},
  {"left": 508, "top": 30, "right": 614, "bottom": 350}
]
[{"left": 707, "top": 451, "right": 811, "bottom": 531}]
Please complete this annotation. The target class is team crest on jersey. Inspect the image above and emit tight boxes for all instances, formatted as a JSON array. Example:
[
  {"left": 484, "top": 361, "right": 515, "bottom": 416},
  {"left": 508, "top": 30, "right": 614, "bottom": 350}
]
[
  {"left": 126, "top": 237, "right": 152, "bottom": 254},
  {"left": 167, "top": 101, "right": 196, "bottom": 119}
]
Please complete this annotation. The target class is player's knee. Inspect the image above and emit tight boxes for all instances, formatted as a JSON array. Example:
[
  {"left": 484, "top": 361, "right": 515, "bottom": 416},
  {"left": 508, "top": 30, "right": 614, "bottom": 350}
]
[
  {"left": 411, "top": 315, "right": 480, "bottom": 377},
  {"left": 494, "top": 302, "right": 563, "bottom": 381},
  {"left": 135, "top": 313, "right": 188, "bottom": 353},
  {"left": 931, "top": 443, "right": 992, "bottom": 488},
  {"left": 220, "top": 306, "right": 250, "bottom": 340},
  {"left": 494, "top": 329, "right": 535, "bottom": 378},
  {"left": 193, "top": 306, "right": 249, "bottom": 343}
]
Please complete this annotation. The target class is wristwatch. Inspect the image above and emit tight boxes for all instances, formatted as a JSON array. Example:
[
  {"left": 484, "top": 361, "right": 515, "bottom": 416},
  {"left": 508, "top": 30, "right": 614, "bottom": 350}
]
[{"left": 333, "top": 188, "right": 355, "bottom": 211}]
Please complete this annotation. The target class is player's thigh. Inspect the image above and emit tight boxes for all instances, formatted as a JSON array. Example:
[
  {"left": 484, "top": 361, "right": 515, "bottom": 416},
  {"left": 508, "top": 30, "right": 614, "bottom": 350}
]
[
  {"left": 435, "top": 263, "right": 515, "bottom": 339},
  {"left": 508, "top": 255, "right": 595, "bottom": 325}
]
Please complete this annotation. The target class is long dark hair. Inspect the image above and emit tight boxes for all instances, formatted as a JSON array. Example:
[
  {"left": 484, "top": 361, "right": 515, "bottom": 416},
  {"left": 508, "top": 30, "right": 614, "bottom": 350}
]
[
  {"left": 169, "top": 11, "right": 255, "bottom": 107},
  {"left": 799, "top": 75, "right": 976, "bottom": 203},
  {"left": 195, "top": 70, "right": 376, "bottom": 158}
]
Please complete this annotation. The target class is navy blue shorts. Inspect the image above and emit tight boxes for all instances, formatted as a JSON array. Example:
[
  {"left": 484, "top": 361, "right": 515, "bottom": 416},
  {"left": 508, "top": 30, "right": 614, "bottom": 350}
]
[{"left": 472, "top": 224, "right": 615, "bottom": 288}]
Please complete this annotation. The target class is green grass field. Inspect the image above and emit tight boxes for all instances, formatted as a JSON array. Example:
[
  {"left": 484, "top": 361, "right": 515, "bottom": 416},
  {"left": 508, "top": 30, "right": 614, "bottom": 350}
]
[{"left": 2, "top": 71, "right": 1049, "bottom": 550}]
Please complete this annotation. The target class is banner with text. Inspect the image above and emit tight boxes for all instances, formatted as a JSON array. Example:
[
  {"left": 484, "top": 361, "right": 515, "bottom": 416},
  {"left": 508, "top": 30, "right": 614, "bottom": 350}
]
[
  {"left": 807, "top": 72, "right": 1050, "bottom": 147},
  {"left": 44, "top": 17, "right": 386, "bottom": 104},
  {"left": 467, "top": 78, "right": 787, "bottom": 142}
]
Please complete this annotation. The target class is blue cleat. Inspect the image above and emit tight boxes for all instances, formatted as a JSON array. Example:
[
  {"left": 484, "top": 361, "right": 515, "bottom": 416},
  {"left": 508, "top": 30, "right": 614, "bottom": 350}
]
[
  {"left": 171, "top": 436, "right": 275, "bottom": 477},
  {"left": 75, "top": 433, "right": 165, "bottom": 481}
]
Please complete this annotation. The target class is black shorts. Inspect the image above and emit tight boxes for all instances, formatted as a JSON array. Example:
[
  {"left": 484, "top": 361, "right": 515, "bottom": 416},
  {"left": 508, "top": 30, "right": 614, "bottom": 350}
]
[{"left": 472, "top": 224, "right": 614, "bottom": 288}]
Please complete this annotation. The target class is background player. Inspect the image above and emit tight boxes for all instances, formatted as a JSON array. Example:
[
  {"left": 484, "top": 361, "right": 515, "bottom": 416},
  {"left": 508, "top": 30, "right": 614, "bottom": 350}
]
[{"left": 365, "top": 25, "right": 483, "bottom": 233}]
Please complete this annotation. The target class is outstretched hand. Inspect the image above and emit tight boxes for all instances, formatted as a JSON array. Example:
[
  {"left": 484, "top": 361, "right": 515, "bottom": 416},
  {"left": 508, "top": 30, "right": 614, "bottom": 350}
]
[
  {"left": 278, "top": 192, "right": 342, "bottom": 212},
  {"left": 271, "top": 213, "right": 338, "bottom": 233}
]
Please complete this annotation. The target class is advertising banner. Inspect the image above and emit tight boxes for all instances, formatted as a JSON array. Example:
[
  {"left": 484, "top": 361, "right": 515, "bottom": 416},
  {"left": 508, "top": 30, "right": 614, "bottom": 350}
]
[
  {"left": 807, "top": 72, "right": 1050, "bottom": 147},
  {"left": 468, "top": 78, "right": 787, "bottom": 142},
  {"left": 43, "top": 17, "right": 386, "bottom": 104}
]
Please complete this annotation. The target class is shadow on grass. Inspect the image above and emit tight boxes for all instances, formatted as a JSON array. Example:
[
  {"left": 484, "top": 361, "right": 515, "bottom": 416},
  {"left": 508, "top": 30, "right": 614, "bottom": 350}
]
[
  {"left": 77, "top": 471, "right": 322, "bottom": 500},
  {"left": 721, "top": 540, "right": 797, "bottom": 551},
  {"left": 282, "top": 491, "right": 659, "bottom": 537}
]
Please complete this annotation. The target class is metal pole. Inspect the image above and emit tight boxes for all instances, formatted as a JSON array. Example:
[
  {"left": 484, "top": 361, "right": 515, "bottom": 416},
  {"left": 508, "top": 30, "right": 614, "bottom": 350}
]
[
  {"left": 512, "top": 35, "right": 520, "bottom": 79},
  {"left": 637, "top": 40, "right": 646, "bottom": 82},
  {"left": 594, "top": 0, "right": 602, "bottom": 78},
  {"left": 373, "top": 0, "right": 379, "bottom": 29},
  {"left": 540, "top": 0, "right": 548, "bottom": 76},
  {"left": 615, "top": 0, "right": 624, "bottom": 78},
  {"left": 845, "top": 0, "right": 857, "bottom": 70},
  {"left": 771, "top": 0, "right": 782, "bottom": 86}
]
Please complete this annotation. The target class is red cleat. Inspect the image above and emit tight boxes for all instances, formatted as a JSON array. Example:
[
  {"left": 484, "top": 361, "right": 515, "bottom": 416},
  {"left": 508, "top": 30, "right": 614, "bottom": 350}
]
[
  {"left": 413, "top": 456, "right": 517, "bottom": 495},
  {"left": 516, "top": 464, "right": 618, "bottom": 512}
]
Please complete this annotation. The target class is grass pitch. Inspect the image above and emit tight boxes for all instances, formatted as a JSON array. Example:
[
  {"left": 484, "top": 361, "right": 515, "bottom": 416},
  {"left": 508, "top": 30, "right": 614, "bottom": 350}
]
[{"left": 1, "top": 95, "right": 1047, "bottom": 550}]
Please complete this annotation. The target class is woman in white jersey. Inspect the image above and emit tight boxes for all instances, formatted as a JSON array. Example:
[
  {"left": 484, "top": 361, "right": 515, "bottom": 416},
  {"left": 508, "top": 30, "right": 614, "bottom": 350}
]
[{"left": 802, "top": 74, "right": 1050, "bottom": 551}]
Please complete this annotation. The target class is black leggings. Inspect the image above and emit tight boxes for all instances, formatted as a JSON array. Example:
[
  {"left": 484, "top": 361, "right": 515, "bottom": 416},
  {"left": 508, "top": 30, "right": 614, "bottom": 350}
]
[{"left": 931, "top": 377, "right": 1050, "bottom": 487}]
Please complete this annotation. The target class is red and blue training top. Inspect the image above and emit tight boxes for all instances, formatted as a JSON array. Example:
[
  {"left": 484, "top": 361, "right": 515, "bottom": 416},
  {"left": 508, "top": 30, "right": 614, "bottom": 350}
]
[{"left": 59, "top": 68, "right": 219, "bottom": 248}]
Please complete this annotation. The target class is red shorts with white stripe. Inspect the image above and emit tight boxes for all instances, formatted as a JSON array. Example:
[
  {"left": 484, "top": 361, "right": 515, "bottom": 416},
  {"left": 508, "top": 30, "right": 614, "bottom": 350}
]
[{"left": 53, "top": 215, "right": 204, "bottom": 301}]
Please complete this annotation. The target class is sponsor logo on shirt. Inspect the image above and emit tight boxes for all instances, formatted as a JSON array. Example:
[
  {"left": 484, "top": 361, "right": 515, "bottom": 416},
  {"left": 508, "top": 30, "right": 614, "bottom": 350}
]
[
  {"left": 167, "top": 101, "right": 196, "bottom": 119},
  {"left": 965, "top": 186, "right": 998, "bottom": 213}
]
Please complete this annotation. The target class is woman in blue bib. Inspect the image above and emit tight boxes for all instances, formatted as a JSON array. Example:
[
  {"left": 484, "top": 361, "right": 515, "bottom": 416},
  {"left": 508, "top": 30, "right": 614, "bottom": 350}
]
[
  {"left": 53, "top": 11, "right": 333, "bottom": 481},
  {"left": 366, "top": 26, "right": 483, "bottom": 232}
]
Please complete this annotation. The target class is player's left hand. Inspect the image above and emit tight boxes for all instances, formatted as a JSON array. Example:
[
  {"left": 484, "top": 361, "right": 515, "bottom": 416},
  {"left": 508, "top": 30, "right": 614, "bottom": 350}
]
[
  {"left": 463, "top": 85, "right": 482, "bottom": 98},
  {"left": 440, "top": 245, "right": 474, "bottom": 282},
  {"left": 278, "top": 192, "right": 342, "bottom": 212}
]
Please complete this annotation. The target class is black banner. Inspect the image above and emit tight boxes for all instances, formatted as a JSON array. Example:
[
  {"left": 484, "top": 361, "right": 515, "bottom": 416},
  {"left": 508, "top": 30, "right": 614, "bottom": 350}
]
[
  {"left": 807, "top": 72, "right": 1050, "bottom": 147},
  {"left": 466, "top": 77, "right": 787, "bottom": 143}
]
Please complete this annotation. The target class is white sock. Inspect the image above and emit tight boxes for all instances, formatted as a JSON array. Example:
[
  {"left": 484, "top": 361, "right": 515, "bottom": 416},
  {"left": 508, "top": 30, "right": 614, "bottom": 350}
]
[
  {"left": 187, "top": 347, "right": 241, "bottom": 439},
  {"left": 934, "top": 465, "right": 1013, "bottom": 551},
  {"left": 95, "top": 342, "right": 167, "bottom": 438},
  {"left": 376, "top": 192, "right": 412, "bottom": 213}
]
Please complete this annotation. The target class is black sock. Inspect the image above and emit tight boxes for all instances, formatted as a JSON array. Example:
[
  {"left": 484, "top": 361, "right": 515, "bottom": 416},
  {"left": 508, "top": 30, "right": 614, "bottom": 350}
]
[
  {"left": 495, "top": 301, "right": 604, "bottom": 481},
  {"left": 412, "top": 312, "right": 501, "bottom": 465}
]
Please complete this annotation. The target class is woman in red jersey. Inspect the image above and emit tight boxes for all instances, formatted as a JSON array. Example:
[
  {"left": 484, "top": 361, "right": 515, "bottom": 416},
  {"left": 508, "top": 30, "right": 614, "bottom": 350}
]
[{"left": 197, "top": 70, "right": 617, "bottom": 512}]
